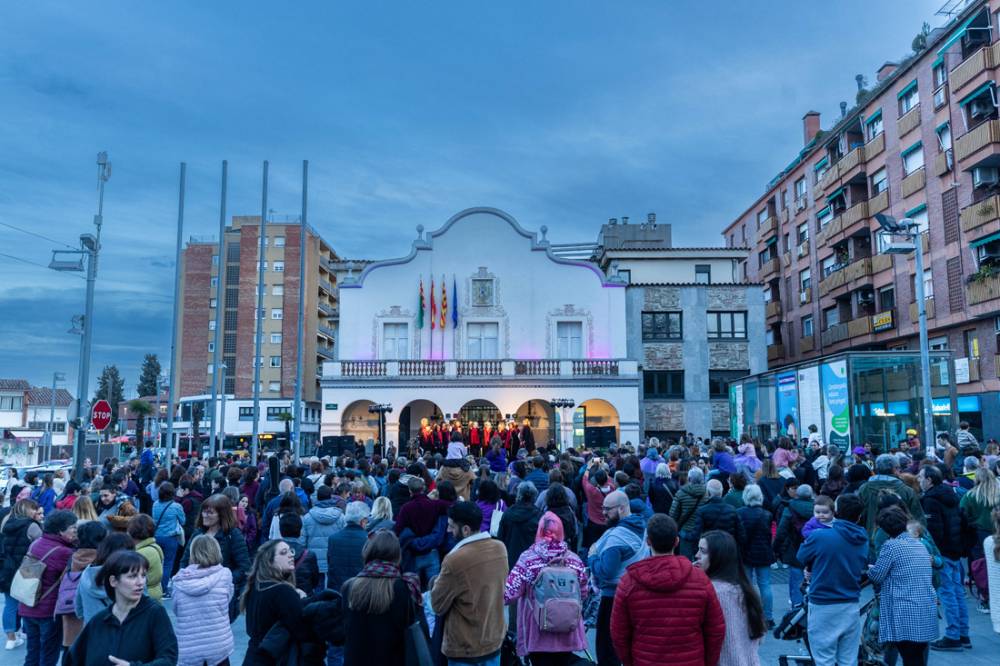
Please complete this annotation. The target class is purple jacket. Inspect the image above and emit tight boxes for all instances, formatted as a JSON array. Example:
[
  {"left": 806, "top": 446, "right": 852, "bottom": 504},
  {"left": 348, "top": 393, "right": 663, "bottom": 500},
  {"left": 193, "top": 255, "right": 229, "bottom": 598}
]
[
  {"left": 476, "top": 499, "right": 507, "bottom": 533},
  {"left": 19, "top": 533, "right": 74, "bottom": 618},
  {"left": 504, "top": 540, "right": 588, "bottom": 657}
]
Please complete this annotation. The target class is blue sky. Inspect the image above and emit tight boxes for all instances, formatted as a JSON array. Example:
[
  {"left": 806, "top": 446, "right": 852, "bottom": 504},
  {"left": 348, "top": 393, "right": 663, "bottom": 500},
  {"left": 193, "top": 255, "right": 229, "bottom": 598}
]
[{"left": 0, "top": 0, "right": 944, "bottom": 394}]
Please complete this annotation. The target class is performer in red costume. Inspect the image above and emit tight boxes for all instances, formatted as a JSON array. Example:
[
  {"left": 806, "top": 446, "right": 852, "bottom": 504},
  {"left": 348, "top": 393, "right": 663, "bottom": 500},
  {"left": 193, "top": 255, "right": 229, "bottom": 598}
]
[{"left": 468, "top": 421, "right": 482, "bottom": 457}]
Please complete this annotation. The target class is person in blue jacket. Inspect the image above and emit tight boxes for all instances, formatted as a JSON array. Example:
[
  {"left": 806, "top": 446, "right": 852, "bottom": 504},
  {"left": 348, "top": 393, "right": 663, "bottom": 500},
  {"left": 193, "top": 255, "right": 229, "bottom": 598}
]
[{"left": 796, "top": 493, "right": 869, "bottom": 666}]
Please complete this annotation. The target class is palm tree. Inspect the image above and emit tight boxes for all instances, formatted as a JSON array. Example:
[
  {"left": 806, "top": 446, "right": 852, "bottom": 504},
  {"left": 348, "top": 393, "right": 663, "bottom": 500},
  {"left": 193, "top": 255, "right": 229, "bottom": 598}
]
[
  {"left": 277, "top": 411, "right": 294, "bottom": 451},
  {"left": 126, "top": 399, "right": 154, "bottom": 451}
]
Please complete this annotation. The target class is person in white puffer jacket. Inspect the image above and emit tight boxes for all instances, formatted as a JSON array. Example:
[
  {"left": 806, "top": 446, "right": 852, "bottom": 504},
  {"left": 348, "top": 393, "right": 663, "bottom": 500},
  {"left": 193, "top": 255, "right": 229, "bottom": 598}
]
[{"left": 172, "top": 534, "right": 234, "bottom": 666}]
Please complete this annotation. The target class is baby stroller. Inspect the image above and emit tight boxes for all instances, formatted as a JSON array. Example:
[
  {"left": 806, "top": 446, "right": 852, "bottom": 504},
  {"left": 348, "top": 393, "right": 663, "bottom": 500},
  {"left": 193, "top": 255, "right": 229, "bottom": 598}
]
[{"left": 773, "top": 582, "right": 886, "bottom": 666}]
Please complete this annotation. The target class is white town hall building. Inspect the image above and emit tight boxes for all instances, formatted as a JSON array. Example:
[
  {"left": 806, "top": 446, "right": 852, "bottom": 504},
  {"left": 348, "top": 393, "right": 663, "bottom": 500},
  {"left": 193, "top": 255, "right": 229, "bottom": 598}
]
[{"left": 320, "top": 207, "right": 641, "bottom": 450}]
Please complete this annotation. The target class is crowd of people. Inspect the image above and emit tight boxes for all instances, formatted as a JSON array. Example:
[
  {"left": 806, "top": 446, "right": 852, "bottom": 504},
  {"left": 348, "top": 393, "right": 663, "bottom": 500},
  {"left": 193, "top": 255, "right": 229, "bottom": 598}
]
[{"left": 0, "top": 418, "right": 999, "bottom": 666}]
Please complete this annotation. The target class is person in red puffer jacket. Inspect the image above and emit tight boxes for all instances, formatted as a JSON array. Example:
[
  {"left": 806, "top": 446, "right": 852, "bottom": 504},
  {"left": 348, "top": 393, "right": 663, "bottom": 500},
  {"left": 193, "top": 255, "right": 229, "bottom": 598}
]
[{"left": 611, "top": 514, "right": 725, "bottom": 666}]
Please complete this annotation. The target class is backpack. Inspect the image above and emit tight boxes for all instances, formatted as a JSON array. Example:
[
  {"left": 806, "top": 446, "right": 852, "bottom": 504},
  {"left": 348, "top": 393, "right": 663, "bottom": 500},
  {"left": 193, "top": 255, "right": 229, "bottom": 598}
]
[
  {"left": 10, "top": 545, "right": 63, "bottom": 607},
  {"left": 531, "top": 556, "right": 582, "bottom": 633}
]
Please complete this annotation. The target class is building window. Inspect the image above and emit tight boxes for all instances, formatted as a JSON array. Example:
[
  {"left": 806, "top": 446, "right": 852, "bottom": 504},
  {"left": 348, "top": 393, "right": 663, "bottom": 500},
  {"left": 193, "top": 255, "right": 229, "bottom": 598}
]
[
  {"left": 898, "top": 82, "right": 919, "bottom": 114},
  {"left": 879, "top": 286, "right": 895, "bottom": 311},
  {"left": 707, "top": 311, "right": 747, "bottom": 340},
  {"left": 272, "top": 285, "right": 284, "bottom": 296},
  {"left": 794, "top": 177, "right": 807, "bottom": 203},
  {"left": 870, "top": 167, "right": 888, "bottom": 195},
  {"left": 797, "top": 222, "right": 809, "bottom": 245},
  {"left": 756, "top": 209, "right": 769, "bottom": 226},
  {"left": 644, "top": 371, "right": 684, "bottom": 399},
  {"left": 210, "top": 298, "right": 217, "bottom": 309},
  {"left": 383, "top": 322, "right": 409, "bottom": 359},
  {"left": 0, "top": 396, "right": 23, "bottom": 411},
  {"left": 817, "top": 207, "right": 833, "bottom": 230},
  {"left": 936, "top": 123, "right": 952, "bottom": 151},
  {"left": 271, "top": 309, "right": 283, "bottom": 320},
  {"left": 270, "top": 333, "right": 282, "bottom": 344},
  {"left": 800, "top": 268, "right": 812, "bottom": 291},
  {"left": 642, "top": 312, "right": 683, "bottom": 340},
  {"left": 268, "top": 381, "right": 281, "bottom": 392},
  {"left": 902, "top": 143, "right": 924, "bottom": 176},
  {"left": 269, "top": 356, "right": 281, "bottom": 368},
  {"left": 556, "top": 321, "right": 583, "bottom": 358},
  {"left": 466, "top": 322, "right": 499, "bottom": 359},
  {"left": 802, "top": 315, "right": 814, "bottom": 337},
  {"left": 238, "top": 407, "right": 255, "bottom": 421},
  {"left": 929, "top": 336, "right": 948, "bottom": 351},
  {"left": 908, "top": 205, "right": 929, "bottom": 235},
  {"left": 210, "top": 277, "right": 218, "bottom": 288},
  {"left": 267, "top": 406, "right": 291, "bottom": 421},
  {"left": 965, "top": 329, "right": 980, "bottom": 358},
  {"left": 865, "top": 111, "right": 883, "bottom": 140},
  {"left": 207, "top": 363, "right": 214, "bottom": 375},
  {"left": 208, "top": 320, "right": 216, "bottom": 331},
  {"left": 28, "top": 421, "right": 65, "bottom": 432},
  {"left": 695, "top": 264, "right": 711, "bottom": 284},
  {"left": 617, "top": 269, "right": 631, "bottom": 284},
  {"left": 274, "top": 236, "right": 285, "bottom": 247},
  {"left": 823, "top": 306, "right": 840, "bottom": 329},
  {"left": 923, "top": 269, "right": 934, "bottom": 299},
  {"left": 273, "top": 261, "right": 285, "bottom": 272},
  {"left": 208, "top": 341, "right": 215, "bottom": 353},
  {"left": 709, "top": 370, "right": 747, "bottom": 399}
]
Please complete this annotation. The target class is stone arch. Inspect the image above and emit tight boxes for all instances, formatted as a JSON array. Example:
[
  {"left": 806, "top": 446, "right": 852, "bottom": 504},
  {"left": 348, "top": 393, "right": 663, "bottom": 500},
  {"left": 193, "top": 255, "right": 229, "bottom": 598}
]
[
  {"left": 341, "top": 399, "right": 378, "bottom": 445},
  {"left": 397, "top": 399, "right": 444, "bottom": 449},
  {"left": 579, "top": 398, "right": 621, "bottom": 449},
  {"left": 514, "top": 399, "right": 555, "bottom": 448}
]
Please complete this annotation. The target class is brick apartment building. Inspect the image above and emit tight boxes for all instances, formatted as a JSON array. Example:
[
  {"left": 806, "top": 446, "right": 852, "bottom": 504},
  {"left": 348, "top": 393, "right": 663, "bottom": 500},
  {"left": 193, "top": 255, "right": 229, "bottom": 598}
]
[
  {"left": 175, "top": 216, "right": 341, "bottom": 448},
  {"left": 723, "top": 0, "right": 1000, "bottom": 437}
]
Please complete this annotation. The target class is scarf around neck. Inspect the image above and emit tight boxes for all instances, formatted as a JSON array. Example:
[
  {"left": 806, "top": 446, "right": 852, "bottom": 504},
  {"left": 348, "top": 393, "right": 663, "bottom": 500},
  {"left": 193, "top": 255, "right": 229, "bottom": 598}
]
[{"left": 357, "top": 559, "right": 421, "bottom": 604}]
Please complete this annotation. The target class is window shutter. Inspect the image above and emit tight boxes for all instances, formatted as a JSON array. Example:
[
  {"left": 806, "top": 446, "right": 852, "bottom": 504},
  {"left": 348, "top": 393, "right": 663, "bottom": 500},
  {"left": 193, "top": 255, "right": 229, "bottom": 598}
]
[
  {"left": 947, "top": 256, "right": 964, "bottom": 313},
  {"left": 942, "top": 187, "right": 960, "bottom": 245}
]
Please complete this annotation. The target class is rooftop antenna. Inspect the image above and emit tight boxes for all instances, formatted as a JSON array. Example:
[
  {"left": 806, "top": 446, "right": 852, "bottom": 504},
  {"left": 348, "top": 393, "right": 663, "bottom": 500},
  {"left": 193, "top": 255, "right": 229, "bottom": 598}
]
[
  {"left": 840, "top": 101, "right": 848, "bottom": 117},
  {"left": 935, "top": 0, "right": 966, "bottom": 17}
]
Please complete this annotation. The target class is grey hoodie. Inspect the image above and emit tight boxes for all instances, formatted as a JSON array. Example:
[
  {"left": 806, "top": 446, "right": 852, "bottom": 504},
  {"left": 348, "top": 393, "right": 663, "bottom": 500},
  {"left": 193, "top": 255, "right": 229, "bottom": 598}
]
[
  {"left": 74, "top": 565, "right": 109, "bottom": 623},
  {"left": 301, "top": 500, "right": 345, "bottom": 574}
]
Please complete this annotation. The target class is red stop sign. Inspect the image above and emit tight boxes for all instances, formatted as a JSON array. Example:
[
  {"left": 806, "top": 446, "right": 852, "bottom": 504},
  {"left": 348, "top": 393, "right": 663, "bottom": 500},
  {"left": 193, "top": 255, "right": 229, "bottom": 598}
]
[{"left": 91, "top": 399, "right": 112, "bottom": 431}]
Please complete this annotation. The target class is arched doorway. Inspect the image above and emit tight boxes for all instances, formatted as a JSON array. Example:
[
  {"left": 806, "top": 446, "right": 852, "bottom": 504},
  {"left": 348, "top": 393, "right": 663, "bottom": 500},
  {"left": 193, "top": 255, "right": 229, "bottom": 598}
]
[
  {"left": 514, "top": 399, "right": 554, "bottom": 449},
  {"left": 341, "top": 400, "right": 378, "bottom": 446},
  {"left": 398, "top": 399, "right": 443, "bottom": 451},
  {"left": 457, "top": 399, "right": 503, "bottom": 431},
  {"left": 579, "top": 399, "right": 621, "bottom": 449}
]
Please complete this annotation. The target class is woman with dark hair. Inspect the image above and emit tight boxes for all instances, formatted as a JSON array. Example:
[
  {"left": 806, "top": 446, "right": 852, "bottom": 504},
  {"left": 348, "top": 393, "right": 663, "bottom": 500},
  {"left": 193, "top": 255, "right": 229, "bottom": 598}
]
[
  {"left": 65, "top": 550, "right": 178, "bottom": 666},
  {"left": 241, "top": 467, "right": 261, "bottom": 510},
  {"left": 19, "top": 509, "right": 77, "bottom": 666},
  {"left": 844, "top": 463, "right": 872, "bottom": 494},
  {"left": 819, "top": 464, "right": 847, "bottom": 499},
  {"left": 58, "top": 520, "right": 106, "bottom": 648},
  {"left": 342, "top": 531, "right": 425, "bottom": 665},
  {"left": 32, "top": 474, "right": 57, "bottom": 515},
  {"left": 694, "top": 530, "right": 765, "bottom": 665},
  {"left": 541, "top": 483, "right": 577, "bottom": 551},
  {"left": 127, "top": 514, "right": 164, "bottom": 601},
  {"left": 868, "top": 507, "right": 938, "bottom": 664},
  {"left": 475, "top": 479, "right": 506, "bottom": 533},
  {"left": 76, "top": 532, "right": 135, "bottom": 623},
  {"left": 754, "top": 459, "right": 785, "bottom": 516},
  {"left": 179, "top": 493, "right": 250, "bottom": 621},
  {"left": 267, "top": 492, "right": 305, "bottom": 540},
  {"left": 0, "top": 499, "right": 42, "bottom": 650}
]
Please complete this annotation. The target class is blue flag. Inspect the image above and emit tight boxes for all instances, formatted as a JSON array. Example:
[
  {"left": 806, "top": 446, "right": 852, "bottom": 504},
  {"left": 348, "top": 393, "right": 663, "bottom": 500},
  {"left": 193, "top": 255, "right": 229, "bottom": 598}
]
[{"left": 452, "top": 276, "right": 458, "bottom": 327}]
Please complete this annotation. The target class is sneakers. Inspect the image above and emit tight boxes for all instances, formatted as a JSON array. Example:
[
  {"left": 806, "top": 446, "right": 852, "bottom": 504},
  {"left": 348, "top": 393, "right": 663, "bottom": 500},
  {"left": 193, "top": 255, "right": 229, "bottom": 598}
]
[
  {"left": 977, "top": 602, "right": 990, "bottom": 614},
  {"left": 4, "top": 638, "right": 24, "bottom": 650},
  {"left": 930, "top": 637, "right": 963, "bottom": 651},
  {"left": 961, "top": 636, "right": 972, "bottom": 649}
]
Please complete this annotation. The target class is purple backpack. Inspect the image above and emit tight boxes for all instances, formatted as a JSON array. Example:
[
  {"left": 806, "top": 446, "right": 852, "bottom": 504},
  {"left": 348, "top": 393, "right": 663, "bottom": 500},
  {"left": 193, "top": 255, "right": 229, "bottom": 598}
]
[
  {"left": 531, "top": 556, "right": 582, "bottom": 633},
  {"left": 54, "top": 568, "right": 84, "bottom": 616}
]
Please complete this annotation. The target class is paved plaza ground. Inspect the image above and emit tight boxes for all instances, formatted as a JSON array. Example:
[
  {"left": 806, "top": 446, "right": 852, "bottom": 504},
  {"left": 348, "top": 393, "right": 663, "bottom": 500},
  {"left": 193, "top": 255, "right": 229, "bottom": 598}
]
[{"left": 163, "top": 567, "right": 999, "bottom": 665}]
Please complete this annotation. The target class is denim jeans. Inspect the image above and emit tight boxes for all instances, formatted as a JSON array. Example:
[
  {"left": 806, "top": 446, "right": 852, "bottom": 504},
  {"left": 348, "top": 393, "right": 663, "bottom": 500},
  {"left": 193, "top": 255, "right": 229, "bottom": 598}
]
[
  {"left": 326, "top": 644, "right": 343, "bottom": 666},
  {"left": 412, "top": 550, "right": 441, "bottom": 588},
  {"left": 787, "top": 566, "right": 804, "bottom": 607},
  {"left": 156, "top": 535, "right": 179, "bottom": 593},
  {"left": 745, "top": 564, "right": 774, "bottom": 621},
  {"left": 23, "top": 616, "right": 61, "bottom": 666},
  {"left": 808, "top": 601, "right": 860, "bottom": 666},
  {"left": 448, "top": 657, "right": 500, "bottom": 666},
  {"left": 939, "top": 557, "right": 969, "bottom": 640},
  {"left": 2, "top": 593, "right": 18, "bottom": 634}
]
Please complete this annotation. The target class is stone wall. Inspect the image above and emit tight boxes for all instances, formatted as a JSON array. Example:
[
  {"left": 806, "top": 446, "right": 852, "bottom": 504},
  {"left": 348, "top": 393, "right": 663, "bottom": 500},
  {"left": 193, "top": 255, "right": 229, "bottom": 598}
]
[
  {"left": 643, "top": 343, "right": 683, "bottom": 369},
  {"left": 644, "top": 401, "right": 685, "bottom": 431},
  {"left": 711, "top": 400, "right": 730, "bottom": 431},
  {"left": 708, "top": 342, "right": 750, "bottom": 370}
]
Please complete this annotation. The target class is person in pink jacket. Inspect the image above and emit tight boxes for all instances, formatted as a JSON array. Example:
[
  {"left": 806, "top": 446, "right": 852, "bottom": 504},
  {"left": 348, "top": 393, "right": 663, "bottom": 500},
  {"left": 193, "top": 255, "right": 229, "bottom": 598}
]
[{"left": 172, "top": 534, "right": 234, "bottom": 666}]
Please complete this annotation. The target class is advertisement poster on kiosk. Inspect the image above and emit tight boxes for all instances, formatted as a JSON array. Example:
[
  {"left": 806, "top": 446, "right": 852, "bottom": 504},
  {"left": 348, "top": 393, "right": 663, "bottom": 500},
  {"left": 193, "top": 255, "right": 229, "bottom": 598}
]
[
  {"left": 775, "top": 371, "right": 799, "bottom": 440},
  {"left": 797, "top": 365, "right": 823, "bottom": 441},
  {"left": 821, "top": 360, "right": 851, "bottom": 449},
  {"left": 730, "top": 383, "right": 744, "bottom": 438}
]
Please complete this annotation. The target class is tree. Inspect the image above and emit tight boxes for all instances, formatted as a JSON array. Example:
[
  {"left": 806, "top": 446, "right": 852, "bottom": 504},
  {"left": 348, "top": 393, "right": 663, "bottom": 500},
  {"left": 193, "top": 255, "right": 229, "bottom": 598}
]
[
  {"left": 912, "top": 22, "right": 931, "bottom": 53},
  {"left": 137, "top": 354, "right": 162, "bottom": 398},
  {"left": 277, "top": 411, "right": 294, "bottom": 451},
  {"left": 127, "top": 399, "right": 154, "bottom": 448},
  {"left": 93, "top": 365, "right": 125, "bottom": 438}
]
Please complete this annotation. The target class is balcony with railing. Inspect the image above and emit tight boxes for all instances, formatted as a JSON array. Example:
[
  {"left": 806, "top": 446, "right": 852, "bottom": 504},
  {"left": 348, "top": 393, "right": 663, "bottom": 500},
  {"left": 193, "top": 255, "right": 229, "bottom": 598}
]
[
  {"left": 759, "top": 256, "right": 780, "bottom": 279},
  {"left": 318, "top": 278, "right": 333, "bottom": 294},
  {"left": 837, "top": 145, "right": 865, "bottom": 181},
  {"left": 847, "top": 316, "right": 873, "bottom": 339},
  {"left": 821, "top": 322, "right": 849, "bottom": 347},
  {"left": 767, "top": 344, "right": 785, "bottom": 361},
  {"left": 817, "top": 165, "right": 839, "bottom": 194},
  {"left": 864, "top": 132, "right": 885, "bottom": 161},
  {"left": 868, "top": 189, "right": 889, "bottom": 216},
  {"left": 318, "top": 324, "right": 336, "bottom": 339},
  {"left": 800, "top": 335, "right": 815, "bottom": 353},
  {"left": 318, "top": 301, "right": 337, "bottom": 317},
  {"left": 758, "top": 216, "right": 779, "bottom": 240},
  {"left": 934, "top": 149, "right": 954, "bottom": 176},
  {"left": 967, "top": 272, "right": 1000, "bottom": 305},
  {"left": 909, "top": 298, "right": 936, "bottom": 322},
  {"left": 897, "top": 105, "right": 921, "bottom": 138},
  {"left": 871, "top": 253, "right": 893, "bottom": 274},
  {"left": 766, "top": 300, "right": 782, "bottom": 319},
  {"left": 324, "top": 358, "right": 638, "bottom": 380},
  {"left": 316, "top": 344, "right": 336, "bottom": 360},
  {"left": 960, "top": 194, "right": 1000, "bottom": 235},
  {"left": 955, "top": 119, "right": 1000, "bottom": 164},
  {"left": 900, "top": 167, "right": 926, "bottom": 199},
  {"left": 819, "top": 256, "right": 872, "bottom": 296},
  {"left": 950, "top": 46, "right": 995, "bottom": 94}
]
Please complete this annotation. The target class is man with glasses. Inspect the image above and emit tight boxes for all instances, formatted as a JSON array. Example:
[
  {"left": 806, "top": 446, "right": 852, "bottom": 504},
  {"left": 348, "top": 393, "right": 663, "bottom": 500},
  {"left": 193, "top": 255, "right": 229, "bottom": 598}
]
[{"left": 588, "top": 490, "right": 649, "bottom": 666}]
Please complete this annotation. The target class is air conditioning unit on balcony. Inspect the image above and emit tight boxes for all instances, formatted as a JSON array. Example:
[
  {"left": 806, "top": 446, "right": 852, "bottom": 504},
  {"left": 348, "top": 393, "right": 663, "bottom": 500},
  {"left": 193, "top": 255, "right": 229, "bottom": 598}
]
[
  {"left": 970, "top": 98, "right": 995, "bottom": 120},
  {"left": 795, "top": 197, "right": 807, "bottom": 212},
  {"left": 973, "top": 166, "right": 1000, "bottom": 189},
  {"left": 797, "top": 243, "right": 808, "bottom": 258}
]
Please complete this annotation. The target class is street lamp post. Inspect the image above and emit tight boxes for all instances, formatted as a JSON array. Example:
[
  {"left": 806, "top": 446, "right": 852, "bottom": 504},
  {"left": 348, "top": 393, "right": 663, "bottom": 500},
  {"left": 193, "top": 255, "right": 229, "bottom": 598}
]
[
  {"left": 218, "top": 363, "right": 228, "bottom": 453},
  {"left": 876, "top": 214, "right": 935, "bottom": 457}
]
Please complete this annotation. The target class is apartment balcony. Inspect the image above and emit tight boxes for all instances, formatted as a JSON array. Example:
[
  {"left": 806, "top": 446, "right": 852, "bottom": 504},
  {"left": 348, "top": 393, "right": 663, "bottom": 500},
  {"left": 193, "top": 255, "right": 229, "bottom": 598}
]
[
  {"left": 318, "top": 324, "right": 336, "bottom": 339},
  {"left": 950, "top": 46, "right": 994, "bottom": 94},
  {"left": 955, "top": 119, "right": 1000, "bottom": 165},
  {"left": 960, "top": 194, "right": 1000, "bottom": 235},
  {"left": 819, "top": 267, "right": 847, "bottom": 296},
  {"left": 759, "top": 216, "right": 779, "bottom": 240},
  {"left": 766, "top": 300, "right": 782, "bottom": 319},
  {"left": 868, "top": 189, "right": 889, "bottom": 216},
  {"left": 318, "top": 278, "right": 333, "bottom": 294},
  {"left": 817, "top": 215, "right": 844, "bottom": 246},
  {"left": 759, "top": 257, "right": 780, "bottom": 279},
  {"left": 780, "top": 208, "right": 790, "bottom": 224},
  {"left": 863, "top": 132, "right": 885, "bottom": 161},
  {"left": 767, "top": 344, "right": 785, "bottom": 361},
  {"left": 316, "top": 345, "right": 336, "bottom": 360},
  {"left": 796, "top": 240, "right": 810, "bottom": 260},
  {"left": 323, "top": 358, "right": 638, "bottom": 380},
  {"left": 847, "top": 316, "right": 873, "bottom": 339},
  {"left": 799, "top": 286, "right": 813, "bottom": 305},
  {"left": 828, "top": 201, "right": 870, "bottom": 243},
  {"left": 817, "top": 166, "right": 839, "bottom": 195},
  {"left": 821, "top": 322, "right": 849, "bottom": 347},
  {"left": 967, "top": 272, "right": 1000, "bottom": 305},
  {"left": 871, "top": 253, "right": 893, "bottom": 274},
  {"left": 909, "top": 299, "right": 936, "bottom": 322},
  {"left": 317, "top": 301, "right": 337, "bottom": 317},
  {"left": 897, "top": 105, "right": 921, "bottom": 138},
  {"left": 838, "top": 146, "right": 865, "bottom": 181},
  {"left": 819, "top": 256, "right": 872, "bottom": 297},
  {"left": 800, "top": 335, "right": 815, "bottom": 353},
  {"left": 934, "top": 149, "right": 954, "bottom": 176},
  {"left": 900, "top": 167, "right": 926, "bottom": 199}
]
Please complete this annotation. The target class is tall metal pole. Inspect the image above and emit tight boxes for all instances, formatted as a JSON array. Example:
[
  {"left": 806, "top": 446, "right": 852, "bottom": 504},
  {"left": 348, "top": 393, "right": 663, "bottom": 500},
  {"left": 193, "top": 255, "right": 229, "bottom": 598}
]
[
  {"left": 209, "top": 161, "right": 228, "bottom": 458},
  {"left": 155, "top": 376, "right": 163, "bottom": 452},
  {"left": 912, "top": 226, "right": 935, "bottom": 458},
  {"left": 46, "top": 373, "right": 58, "bottom": 462},
  {"left": 292, "top": 160, "right": 308, "bottom": 464},
  {"left": 71, "top": 241, "right": 97, "bottom": 482},
  {"left": 251, "top": 161, "right": 269, "bottom": 465},
  {"left": 219, "top": 364, "right": 228, "bottom": 451},
  {"left": 165, "top": 164, "right": 186, "bottom": 462}
]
